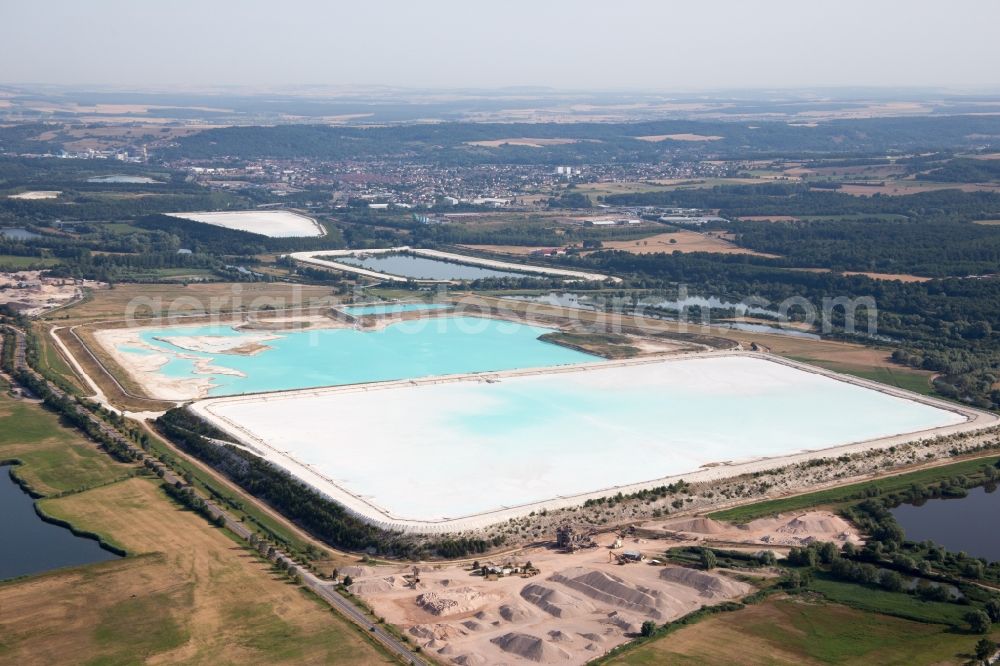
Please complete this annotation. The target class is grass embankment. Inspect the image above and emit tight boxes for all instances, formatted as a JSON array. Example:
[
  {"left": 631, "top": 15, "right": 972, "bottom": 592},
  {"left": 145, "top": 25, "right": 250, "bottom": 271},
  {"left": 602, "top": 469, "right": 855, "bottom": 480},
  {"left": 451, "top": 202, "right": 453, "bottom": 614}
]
[
  {"left": 539, "top": 330, "right": 640, "bottom": 358},
  {"left": 0, "top": 385, "right": 395, "bottom": 664},
  {"left": 709, "top": 454, "right": 1000, "bottom": 523},
  {"left": 607, "top": 596, "right": 994, "bottom": 665}
]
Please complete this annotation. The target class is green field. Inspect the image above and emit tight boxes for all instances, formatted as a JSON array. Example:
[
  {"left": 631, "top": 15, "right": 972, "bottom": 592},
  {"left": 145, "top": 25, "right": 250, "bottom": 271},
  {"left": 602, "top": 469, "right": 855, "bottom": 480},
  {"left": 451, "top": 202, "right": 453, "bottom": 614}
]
[
  {"left": 96, "top": 222, "right": 144, "bottom": 235},
  {"left": 709, "top": 454, "right": 1000, "bottom": 523},
  {"left": 606, "top": 596, "right": 991, "bottom": 665},
  {"left": 798, "top": 213, "right": 910, "bottom": 222},
  {"left": 0, "top": 392, "right": 129, "bottom": 495},
  {"left": 790, "top": 357, "right": 934, "bottom": 395},
  {"left": 807, "top": 576, "right": 970, "bottom": 626},
  {"left": 0, "top": 254, "right": 62, "bottom": 268}
]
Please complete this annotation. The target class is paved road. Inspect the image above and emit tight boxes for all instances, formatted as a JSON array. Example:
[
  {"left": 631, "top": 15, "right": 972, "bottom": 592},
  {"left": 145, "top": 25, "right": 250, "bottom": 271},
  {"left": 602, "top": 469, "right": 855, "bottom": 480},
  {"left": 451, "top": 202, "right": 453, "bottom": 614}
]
[{"left": 2, "top": 323, "right": 427, "bottom": 666}]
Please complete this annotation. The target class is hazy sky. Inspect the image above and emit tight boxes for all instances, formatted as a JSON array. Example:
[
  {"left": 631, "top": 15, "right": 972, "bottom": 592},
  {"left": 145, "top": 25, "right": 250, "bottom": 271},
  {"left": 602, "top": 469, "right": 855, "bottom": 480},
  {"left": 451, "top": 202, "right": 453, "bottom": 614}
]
[{"left": 2, "top": 0, "right": 998, "bottom": 91}]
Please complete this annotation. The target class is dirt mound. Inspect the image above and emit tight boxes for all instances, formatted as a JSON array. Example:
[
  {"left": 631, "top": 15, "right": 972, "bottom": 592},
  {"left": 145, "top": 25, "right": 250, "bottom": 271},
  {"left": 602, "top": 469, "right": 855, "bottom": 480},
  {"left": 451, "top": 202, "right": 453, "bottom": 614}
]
[
  {"left": 520, "top": 583, "right": 595, "bottom": 618},
  {"left": 658, "top": 567, "right": 750, "bottom": 599},
  {"left": 452, "top": 653, "right": 487, "bottom": 666},
  {"left": 348, "top": 578, "right": 394, "bottom": 596},
  {"left": 774, "top": 513, "right": 853, "bottom": 537},
  {"left": 491, "top": 632, "right": 572, "bottom": 662},
  {"left": 549, "top": 567, "right": 663, "bottom": 618},
  {"left": 661, "top": 516, "right": 728, "bottom": 534},
  {"left": 499, "top": 602, "right": 537, "bottom": 623},
  {"left": 338, "top": 565, "right": 373, "bottom": 578},
  {"left": 473, "top": 610, "right": 497, "bottom": 623},
  {"left": 602, "top": 610, "right": 638, "bottom": 633},
  {"left": 548, "top": 630, "right": 572, "bottom": 642},
  {"left": 417, "top": 588, "right": 488, "bottom": 616},
  {"left": 409, "top": 625, "right": 435, "bottom": 640}
]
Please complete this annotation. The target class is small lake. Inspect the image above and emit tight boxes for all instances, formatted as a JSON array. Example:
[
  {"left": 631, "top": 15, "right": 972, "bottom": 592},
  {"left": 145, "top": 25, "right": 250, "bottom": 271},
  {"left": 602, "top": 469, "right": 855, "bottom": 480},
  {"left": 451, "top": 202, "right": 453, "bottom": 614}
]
[
  {"left": 87, "top": 175, "right": 160, "bottom": 184},
  {"left": 340, "top": 253, "right": 526, "bottom": 280},
  {"left": 891, "top": 485, "right": 1000, "bottom": 562},
  {"left": 0, "top": 228, "right": 42, "bottom": 241},
  {"left": 0, "top": 466, "right": 119, "bottom": 581}
]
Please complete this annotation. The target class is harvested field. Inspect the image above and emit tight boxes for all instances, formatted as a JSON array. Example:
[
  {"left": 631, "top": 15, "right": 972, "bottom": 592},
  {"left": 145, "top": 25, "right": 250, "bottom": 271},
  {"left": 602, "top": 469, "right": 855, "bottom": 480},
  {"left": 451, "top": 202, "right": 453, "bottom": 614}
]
[
  {"left": 738, "top": 215, "right": 801, "bottom": 222},
  {"left": 466, "top": 138, "right": 581, "bottom": 148},
  {"left": 605, "top": 596, "right": 995, "bottom": 665},
  {"left": 586, "top": 231, "right": 777, "bottom": 256},
  {"left": 573, "top": 178, "right": 759, "bottom": 200},
  {"left": 634, "top": 134, "right": 723, "bottom": 142},
  {"left": 974, "top": 219, "right": 1000, "bottom": 226},
  {"left": 786, "top": 267, "right": 932, "bottom": 283},
  {"left": 841, "top": 271, "right": 931, "bottom": 283},
  {"left": 51, "top": 282, "right": 338, "bottom": 322},
  {"left": 0, "top": 478, "right": 394, "bottom": 665},
  {"left": 463, "top": 232, "right": 776, "bottom": 257},
  {"left": 459, "top": 244, "right": 551, "bottom": 255},
  {"left": 838, "top": 181, "right": 1000, "bottom": 196}
]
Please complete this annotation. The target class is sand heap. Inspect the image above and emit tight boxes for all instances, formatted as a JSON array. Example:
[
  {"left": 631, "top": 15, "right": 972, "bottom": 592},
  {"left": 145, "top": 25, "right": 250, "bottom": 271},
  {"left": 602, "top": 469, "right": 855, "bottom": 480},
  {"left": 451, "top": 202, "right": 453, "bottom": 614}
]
[
  {"left": 775, "top": 514, "right": 854, "bottom": 537},
  {"left": 548, "top": 567, "right": 665, "bottom": 619},
  {"left": 602, "top": 610, "right": 640, "bottom": 633},
  {"left": 659, "top": 567, "right": 752, "bottom": 600},
  {"left": 339, "top": 565, "right": 374, "bottom": 578},
  {"left": 660, "top": 516, "right": 729, "bottom": 535},
  {"left": 520, "top": 583, "right": 596, "bottom": 618},
  {"left": 491, "top": 632, "right": 572, "bottom": 662},
  {"left": 499, "top": 602, "right": 538, "bottom": 623},
  {"left": 417, "top": 587, "right": 491, "bottom": 616},
  {"left": 648, "top": 511, "right": 863, "bottom": 547},
  {"left": 349, "top": 575, "right": 408, "bottom": 596}
]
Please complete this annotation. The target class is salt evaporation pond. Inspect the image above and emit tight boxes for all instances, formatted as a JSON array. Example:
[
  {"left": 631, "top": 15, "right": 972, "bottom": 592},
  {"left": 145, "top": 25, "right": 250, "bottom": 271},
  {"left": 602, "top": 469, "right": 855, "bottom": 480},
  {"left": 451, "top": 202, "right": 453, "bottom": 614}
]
[
  {"left": 339, "top": 253, "right": 526, "bottom": 280},
  {"left": 195, "top": 355, "right": 966, "bottom": 525},
  {"left": 124, "top": 316, "right": 594, "bottom": 396}
]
